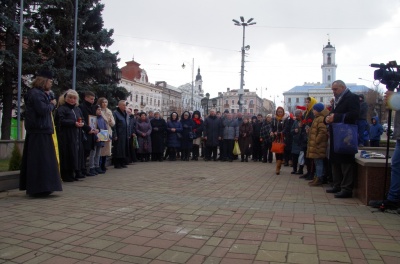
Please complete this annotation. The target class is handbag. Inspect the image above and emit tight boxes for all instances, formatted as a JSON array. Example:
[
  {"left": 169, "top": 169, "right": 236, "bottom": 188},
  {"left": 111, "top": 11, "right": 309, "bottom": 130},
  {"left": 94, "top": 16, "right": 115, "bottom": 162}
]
[
  {"left": 233, "top": 141, "right": 241, "bottom": 155},
  {"left": 189, "top": 131, "right": 197, "bottom": 140},
  {"left": 331, "top": 114, "right": 358, "bottom": 154},
  {"left": 271, "top": 134, "right": 285, "bottom": 154}
]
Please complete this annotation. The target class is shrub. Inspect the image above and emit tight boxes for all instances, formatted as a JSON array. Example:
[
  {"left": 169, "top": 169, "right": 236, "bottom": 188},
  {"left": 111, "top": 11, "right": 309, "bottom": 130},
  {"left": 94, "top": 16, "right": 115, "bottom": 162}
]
[{"left": 8, "top": 142, "right": 22, "bottom": 171}]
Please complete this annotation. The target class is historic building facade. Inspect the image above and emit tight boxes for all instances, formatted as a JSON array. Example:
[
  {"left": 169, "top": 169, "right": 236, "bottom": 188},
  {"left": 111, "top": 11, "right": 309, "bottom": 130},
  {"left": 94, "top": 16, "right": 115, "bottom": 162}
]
[{"left": 283, "top": 40, "right": 371, "bottom": 112}]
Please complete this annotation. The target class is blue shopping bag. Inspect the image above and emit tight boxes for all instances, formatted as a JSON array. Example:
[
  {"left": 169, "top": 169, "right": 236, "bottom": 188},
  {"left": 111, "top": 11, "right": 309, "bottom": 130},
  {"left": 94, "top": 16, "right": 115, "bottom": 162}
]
[{"left": 331, "top": 114, "right": 358, "bottom": 154}]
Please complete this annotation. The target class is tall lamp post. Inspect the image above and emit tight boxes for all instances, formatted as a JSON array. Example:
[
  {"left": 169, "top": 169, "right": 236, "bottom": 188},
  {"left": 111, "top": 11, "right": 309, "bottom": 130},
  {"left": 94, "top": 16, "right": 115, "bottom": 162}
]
[
  {"left": 232, "top": 16, "right": 256, "bottom": 113},
  {"left": 182, "top": 58, "right": 195, "bottom": 110}
]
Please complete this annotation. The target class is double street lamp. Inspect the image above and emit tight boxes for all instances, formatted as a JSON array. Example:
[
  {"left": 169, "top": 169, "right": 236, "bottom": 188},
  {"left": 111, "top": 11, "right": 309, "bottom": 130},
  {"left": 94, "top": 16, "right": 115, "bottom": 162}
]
[
  {"left": 232, "top": 16, "right": 256, "bottom": 113},
  {"left": 182, "top": 58, "right": 195, "bottom": 110}
]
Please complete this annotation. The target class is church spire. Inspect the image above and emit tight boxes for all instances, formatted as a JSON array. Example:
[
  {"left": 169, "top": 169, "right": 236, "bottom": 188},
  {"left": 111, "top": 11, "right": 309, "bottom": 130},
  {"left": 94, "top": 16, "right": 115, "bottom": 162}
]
[{"left": 195, "top": 67, "right": 202, "bottom": 81}]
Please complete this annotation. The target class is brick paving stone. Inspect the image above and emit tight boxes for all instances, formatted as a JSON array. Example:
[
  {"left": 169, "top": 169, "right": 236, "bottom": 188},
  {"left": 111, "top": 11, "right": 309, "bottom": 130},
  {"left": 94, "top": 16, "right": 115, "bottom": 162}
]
[
  {"left": 156, "top": 249, "right": 192, "bottom": 263},
  {"left": 255, "top": 250, "right": 287, "bottom": 262},
  {"left": 287, "top": 252, "right": 319, "bottom": 264},
  {"left": 319, "top": 250, "right": 351, "bottom": 263}
]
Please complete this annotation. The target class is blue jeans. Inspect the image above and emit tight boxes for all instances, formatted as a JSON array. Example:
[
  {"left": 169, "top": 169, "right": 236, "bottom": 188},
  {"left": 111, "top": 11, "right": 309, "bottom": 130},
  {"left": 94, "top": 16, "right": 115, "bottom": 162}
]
[
  {"left": 388, "top": 140, "right": 400, "bottom": 202},
  {"left": 314, "top": 158, "right": 324, "bottom": 179}
]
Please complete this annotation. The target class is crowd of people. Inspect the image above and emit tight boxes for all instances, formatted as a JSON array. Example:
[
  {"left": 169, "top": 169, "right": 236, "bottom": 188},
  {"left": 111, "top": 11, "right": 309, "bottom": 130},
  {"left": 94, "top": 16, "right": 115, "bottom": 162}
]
[{"left": 19, "top": 72, "right": 400, "bottom": 210}]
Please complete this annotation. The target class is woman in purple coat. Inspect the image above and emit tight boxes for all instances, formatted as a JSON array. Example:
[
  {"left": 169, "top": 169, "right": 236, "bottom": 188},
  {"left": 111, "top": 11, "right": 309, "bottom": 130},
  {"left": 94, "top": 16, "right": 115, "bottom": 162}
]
[{"left": 136, "top": 112, "right": 152, "bottom": 162}]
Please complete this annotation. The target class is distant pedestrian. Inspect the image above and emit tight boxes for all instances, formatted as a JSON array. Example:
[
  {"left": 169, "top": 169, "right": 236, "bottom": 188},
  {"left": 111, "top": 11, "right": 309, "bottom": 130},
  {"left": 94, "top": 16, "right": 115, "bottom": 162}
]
[{"left": 369, "top": 116, "right": 383, "bottom": 147}]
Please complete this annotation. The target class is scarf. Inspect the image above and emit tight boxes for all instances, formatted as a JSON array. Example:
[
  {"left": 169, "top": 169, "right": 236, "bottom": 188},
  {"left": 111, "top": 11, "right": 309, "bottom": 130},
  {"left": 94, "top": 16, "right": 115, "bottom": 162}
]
[
  {"left": 334, "top": 88, "right": 349, "bottom": 109},
  {"left": 193, "top": 117, "right": 201, "bottom": 125}
]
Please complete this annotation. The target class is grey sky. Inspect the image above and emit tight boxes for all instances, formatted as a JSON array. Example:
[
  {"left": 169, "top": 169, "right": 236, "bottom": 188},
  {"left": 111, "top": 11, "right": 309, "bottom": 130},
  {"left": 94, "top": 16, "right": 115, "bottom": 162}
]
[{"left": 102, "top": 0, "right": 400, "bottom": 99}]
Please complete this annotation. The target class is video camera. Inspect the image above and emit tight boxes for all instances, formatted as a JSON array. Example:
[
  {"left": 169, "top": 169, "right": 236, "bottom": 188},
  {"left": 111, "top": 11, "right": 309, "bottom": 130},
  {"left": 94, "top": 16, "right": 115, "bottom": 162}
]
[{"left": 370, "top": 61, "right": 400, "bottom": 91}]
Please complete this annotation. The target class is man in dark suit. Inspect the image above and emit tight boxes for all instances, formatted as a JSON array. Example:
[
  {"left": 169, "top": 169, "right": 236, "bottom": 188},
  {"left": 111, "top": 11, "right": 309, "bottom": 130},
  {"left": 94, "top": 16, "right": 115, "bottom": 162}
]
[{"left": 324, "top": 80, "right": 360, "bottom": 198}]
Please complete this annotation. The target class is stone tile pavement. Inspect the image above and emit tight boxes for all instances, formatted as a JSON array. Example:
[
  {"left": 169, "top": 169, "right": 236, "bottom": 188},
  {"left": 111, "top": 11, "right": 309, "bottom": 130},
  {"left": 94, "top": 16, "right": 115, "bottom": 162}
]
[{"left": 0, "top": 160, "right": 400, "bottom": 263}]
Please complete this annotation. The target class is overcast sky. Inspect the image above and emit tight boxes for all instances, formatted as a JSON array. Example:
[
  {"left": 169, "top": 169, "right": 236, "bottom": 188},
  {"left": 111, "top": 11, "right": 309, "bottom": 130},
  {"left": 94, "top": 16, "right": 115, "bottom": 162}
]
[{"left": 101, "top": 0, "right": 400, "bottom": 100}]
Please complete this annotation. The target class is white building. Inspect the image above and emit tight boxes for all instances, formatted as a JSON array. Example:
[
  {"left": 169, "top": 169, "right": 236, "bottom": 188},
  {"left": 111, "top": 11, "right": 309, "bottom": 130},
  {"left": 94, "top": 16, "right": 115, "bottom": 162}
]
[
  {"left": 283, "top": 40, "right": 370, "bottom": 113},
  {"left": 178, "top": 68, "right": 204, "bottom": 113}
]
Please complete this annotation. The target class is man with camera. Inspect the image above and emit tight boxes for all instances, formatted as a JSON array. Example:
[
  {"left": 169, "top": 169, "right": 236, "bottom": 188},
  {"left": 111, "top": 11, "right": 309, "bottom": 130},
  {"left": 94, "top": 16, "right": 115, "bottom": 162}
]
[{"left": 369, "top": 90, "right": 400, "bottom": 210}]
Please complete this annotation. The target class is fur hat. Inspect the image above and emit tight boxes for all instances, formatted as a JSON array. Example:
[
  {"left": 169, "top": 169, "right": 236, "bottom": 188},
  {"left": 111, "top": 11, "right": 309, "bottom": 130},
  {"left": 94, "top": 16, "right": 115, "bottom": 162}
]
[{"left": 36, "top": 69, "right": 53, "bottom": 79}]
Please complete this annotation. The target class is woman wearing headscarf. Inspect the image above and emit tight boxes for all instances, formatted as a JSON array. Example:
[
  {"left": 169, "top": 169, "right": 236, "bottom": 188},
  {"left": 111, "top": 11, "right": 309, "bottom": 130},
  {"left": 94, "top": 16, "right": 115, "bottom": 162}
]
[
  {"left": 136, "top": 112, "right": 152, "bottom": 162},
  {"left": 271, "top": 106, "right": 286, "bottom": 175},
  {"left": 300, "top": 96, "right": 317, "bottom": 180},
  {"left": 180, "top": 111, "right": 195, "bottom": 161},
  {"left": 191, "top": 110, "right": 204, "bottom": 161},
  {"left": 166, "top": 112, "right": 183, "bottom": 161},
  {"left": 150, "top": 111, "right": 167, "bottom": 161}
]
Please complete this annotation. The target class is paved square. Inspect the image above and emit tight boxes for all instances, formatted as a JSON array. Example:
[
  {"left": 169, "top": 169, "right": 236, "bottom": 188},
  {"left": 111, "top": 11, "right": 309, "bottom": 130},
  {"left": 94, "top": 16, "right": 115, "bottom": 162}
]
[{"left": 1, "top": 161, "right": 400, "bottom": 263}]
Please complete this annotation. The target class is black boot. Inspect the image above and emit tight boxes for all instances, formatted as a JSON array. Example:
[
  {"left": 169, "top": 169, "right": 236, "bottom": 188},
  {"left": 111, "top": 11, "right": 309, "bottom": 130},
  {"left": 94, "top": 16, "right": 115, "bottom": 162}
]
[
  {"left": 296, "top": 165, "right": 304, "bottom": 175},
  {"left": 245, "top": 155, "right": 248, "bottom": 162},
  {"left": 241, "top": 154, "right": 244, "bottom": 162}
]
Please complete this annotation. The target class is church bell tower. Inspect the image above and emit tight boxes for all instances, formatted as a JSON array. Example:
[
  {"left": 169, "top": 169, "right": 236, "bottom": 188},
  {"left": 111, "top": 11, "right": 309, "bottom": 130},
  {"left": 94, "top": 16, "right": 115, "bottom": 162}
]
[{"left": 321, "top": 37, "right": 337, "bottom": 87}]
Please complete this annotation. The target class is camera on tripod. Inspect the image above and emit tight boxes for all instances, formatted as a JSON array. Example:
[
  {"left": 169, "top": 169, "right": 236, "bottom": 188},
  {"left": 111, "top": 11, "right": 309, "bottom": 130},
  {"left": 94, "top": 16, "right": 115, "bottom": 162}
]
[{"left": 370, "top": 61, "right": 400, "bottom": 91}]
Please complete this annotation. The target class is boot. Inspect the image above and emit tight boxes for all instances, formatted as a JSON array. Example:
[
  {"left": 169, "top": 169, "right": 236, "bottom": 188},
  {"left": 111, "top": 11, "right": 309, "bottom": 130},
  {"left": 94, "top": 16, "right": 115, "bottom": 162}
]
[
  {"left": 241, "top": 154, "right": 244, "bottom": 162},
  {"left": 295, "top": 165, "right": 304, "bottom": 175},
  {"left": 291, "top": 168, "right": 297, "bottom": 174},
  {"left": 245, "top": 155, "right": 248, "bottom": 162},
  {"left": 309, "top": 177, "right": 322, "bottom": 186},
  {"left": 100, "top": 156, "right": 107, "bottom": 171},
  {"left": 276, "top": 160, "right": 282, "bottom": 175}
]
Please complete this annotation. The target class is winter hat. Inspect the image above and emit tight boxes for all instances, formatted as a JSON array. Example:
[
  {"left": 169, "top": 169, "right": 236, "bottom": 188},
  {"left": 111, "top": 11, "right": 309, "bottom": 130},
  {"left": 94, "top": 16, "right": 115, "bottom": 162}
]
[
  {"left": 36, "top": 69, "right": 53, "bottom": 79},
  {"left": 313, "top": 103, "right": 325, "bottom": 112}
]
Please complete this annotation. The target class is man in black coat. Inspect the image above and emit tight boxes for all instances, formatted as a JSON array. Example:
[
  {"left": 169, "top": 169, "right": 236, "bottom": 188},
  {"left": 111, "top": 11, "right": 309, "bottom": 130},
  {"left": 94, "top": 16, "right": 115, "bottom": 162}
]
[
  {"left": 79, "top": 91, "right": 98, "bottom": 176},
  {"left": 324, "top": 80, "right": 360, "bottom": 198},
  {"left": 203, "top": 109, "right": 222, "bottom": 161},
  {"left": 252, "top": 114, "right": 263, "bottom": 161}
]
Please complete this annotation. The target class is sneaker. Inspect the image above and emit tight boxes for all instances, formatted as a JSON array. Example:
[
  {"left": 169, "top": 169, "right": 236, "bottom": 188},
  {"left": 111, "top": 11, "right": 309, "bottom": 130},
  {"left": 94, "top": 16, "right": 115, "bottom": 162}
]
[{"left": 368, "top": 199, "right": 400, "bottom": 210}]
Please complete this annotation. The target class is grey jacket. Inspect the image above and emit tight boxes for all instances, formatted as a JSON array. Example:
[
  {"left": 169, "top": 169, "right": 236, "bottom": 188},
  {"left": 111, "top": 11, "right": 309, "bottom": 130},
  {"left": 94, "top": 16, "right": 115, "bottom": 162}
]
[{"left": 222, "top": 118, "right": 239, "bottom": 140}]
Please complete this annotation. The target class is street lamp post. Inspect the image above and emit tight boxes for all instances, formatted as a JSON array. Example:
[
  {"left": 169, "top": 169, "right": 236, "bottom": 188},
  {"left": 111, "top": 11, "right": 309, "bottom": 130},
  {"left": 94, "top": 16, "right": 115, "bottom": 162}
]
[
  {"left": 232, "top": 17, "right": 256, "bottom": 113},
  {"left": 182, "top": 58, "right": 195, "bottom": 111}
]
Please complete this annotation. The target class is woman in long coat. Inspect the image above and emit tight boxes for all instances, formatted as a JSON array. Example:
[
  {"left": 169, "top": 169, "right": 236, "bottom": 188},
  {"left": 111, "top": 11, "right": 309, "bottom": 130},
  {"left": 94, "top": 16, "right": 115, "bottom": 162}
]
[
  {"left": 180, "top": 111, "right": 195, "bottom": 161},
  {"left": 55, "top": 89, "right": 86, "bottom": 182},
  {"left": 150, "top": 111, "right": 167, "bottom": 161},
  {"left": 272, "top": 106, "right": 285, "bottom": 175},
  {"left": 239, "top": 117, "right": 253, "bottom": 162},
  {"left": 136, "top": 112, "right": 152, "bottom": 162},
  {"left": 191, "top": 110, "right": 204, "bottom": 161},
  {"left": 97, "top": 97, "right": 115, "bottom": 171},
  {"left": 166, "top": 112, "right": 183, "bottom": 161}
]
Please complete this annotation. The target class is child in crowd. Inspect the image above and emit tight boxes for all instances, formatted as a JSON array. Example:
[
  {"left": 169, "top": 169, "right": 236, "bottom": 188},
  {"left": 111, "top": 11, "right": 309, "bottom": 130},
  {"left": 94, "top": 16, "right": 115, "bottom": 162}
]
[
  {"left": 307, "top": 103, "right": 329, "bottom": 186},
  {"left": 88, "top": 105, "right": 107, "bottom": 175}
]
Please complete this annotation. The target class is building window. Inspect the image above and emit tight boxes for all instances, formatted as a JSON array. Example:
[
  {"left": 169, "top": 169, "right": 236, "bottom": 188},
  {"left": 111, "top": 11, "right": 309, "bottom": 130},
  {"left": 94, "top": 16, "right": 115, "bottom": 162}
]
[
  {"left": 225, "top": 100, "right": 228, "bottom": 105},
  {"left": 320, "top": 97, "right": 323, "bottom": 102},
  {"left": 296, "top": 98, "right": 299, "bottom": 103},
  {"left": 136, "top": 94, "right": 138, "bottom": 103},
  {"left": 231, "top": 109, "right": 235, "bottom": 114},
  {"left": 288, "top": 98, "right": 291, "bottom": 103},
  {"left": 250, "top": 109, "right": 253, "bottom": 114},
  {"left": 158, "top": 100, "right": 160, "bottom": 107},
  {"left": 150, "top": 98, "right": 153, "bottom": 105},
  {"left": 328, "top": 75, "right": 331, "bottom": 81},
  {"left": 232, "top": 100, "right": 234, "bottom": 105},
  {"left": 327, "top": 53, "right": 331, "bottom": 65},
  {"left": 141, "top": 96, "right": 143, "bottom": 104},
  {"left": 146, "top": 97, "right": 149, "bottom": 104},
  {"left": 249, "top": 100, "right": 254, "bottom": 105},
  {"left": 225, "top": 109, "right": 229, "bottom": 113}
]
